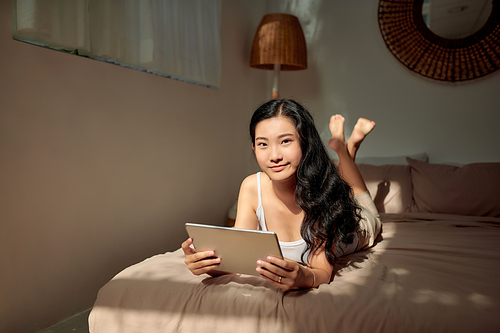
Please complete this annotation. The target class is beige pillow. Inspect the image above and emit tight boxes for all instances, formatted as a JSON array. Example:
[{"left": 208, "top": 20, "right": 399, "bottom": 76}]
[
  {"left": 407, "top": 158, "right": 500, "bottom": 217},
  {"left": 357, "top": 164, "right": 413, "bottom": 214}
]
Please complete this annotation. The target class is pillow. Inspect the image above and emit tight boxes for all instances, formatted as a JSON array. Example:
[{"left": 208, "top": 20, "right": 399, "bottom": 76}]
[
  {"left": 355, "top": 152, "right": 428, "bottom": 166},
  {"left": 357, "top": 164, "right": 413, "bottom": 214},
  {"left": 407, "top": 158, "right": 500, "bottom": 217}
]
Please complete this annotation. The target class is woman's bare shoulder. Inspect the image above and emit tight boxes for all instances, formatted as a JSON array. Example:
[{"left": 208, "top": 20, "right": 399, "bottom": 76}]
[
  {"left": 235, "top": 173, "right": 259, "bottom": 229},
  {"left": 240, "top": 173, "right": 258, "bottom": 191},
  {"left": 238, "top": 174, "right": 259, "bottom": 206}
]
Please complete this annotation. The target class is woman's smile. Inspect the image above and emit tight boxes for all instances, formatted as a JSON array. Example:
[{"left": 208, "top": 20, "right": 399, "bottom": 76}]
[{"left": 270, "top": 164, "right": 288, "bottom": 172}]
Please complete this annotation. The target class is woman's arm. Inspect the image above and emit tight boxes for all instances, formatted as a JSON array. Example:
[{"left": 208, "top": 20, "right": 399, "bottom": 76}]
[
  {"left": 182, "top": 175, "right": 259, "bottom": 276},
  {"left": 307, "top": 248, "right": 334, "bottom": 286},
  {"left": 233, "top": 175, "right": 259, "bottom": 230}
]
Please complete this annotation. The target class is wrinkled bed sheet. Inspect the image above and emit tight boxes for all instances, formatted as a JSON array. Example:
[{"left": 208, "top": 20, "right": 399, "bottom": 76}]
[{"left": 89, "top": 213, "right": 500, "bottom": 333}]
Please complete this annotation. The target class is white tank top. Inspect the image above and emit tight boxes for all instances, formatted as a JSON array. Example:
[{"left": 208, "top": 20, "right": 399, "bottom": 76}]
[{"left": 256, "top": 172, "right": 309, "bottom": 263}]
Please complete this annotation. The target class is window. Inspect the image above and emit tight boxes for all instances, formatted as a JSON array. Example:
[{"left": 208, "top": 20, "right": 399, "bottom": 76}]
[{"left": 13, "top": 0, "right": 221, "bottom": 88}]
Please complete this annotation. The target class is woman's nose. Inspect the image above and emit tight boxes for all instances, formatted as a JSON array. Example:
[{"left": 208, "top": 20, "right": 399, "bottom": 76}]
[{"left": 270, "top": 146, "right": 283, "bottom": 162}]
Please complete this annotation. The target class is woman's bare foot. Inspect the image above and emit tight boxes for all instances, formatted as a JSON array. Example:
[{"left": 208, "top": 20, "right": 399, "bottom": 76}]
[
  {"left": 328, "top": 115, "right": 369, "bottom": 195},
  {"left": 347, "top": 118, "right": 376, "bottom": 161},
  {"left": 328, "top": 115, "right": 347, "bottom": 153}
]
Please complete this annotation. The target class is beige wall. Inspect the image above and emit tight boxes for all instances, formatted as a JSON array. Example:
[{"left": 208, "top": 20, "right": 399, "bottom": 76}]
[
  {"left": 271, "top": 1, "right": 500, "bottom": 164},
  {"left": 0, "top": 0, "right": 267, "bottom": 331}
]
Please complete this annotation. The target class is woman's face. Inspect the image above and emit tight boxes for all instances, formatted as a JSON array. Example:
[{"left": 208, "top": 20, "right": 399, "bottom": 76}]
[{"left": 253, "top": 116, "right": 302, "bottom": 183}]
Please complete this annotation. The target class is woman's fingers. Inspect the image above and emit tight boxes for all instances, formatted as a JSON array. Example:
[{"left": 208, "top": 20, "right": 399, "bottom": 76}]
[
  {"left": 181, "top": 238, "right": 196, "bottom": 255},
  {"left": 189, "top": 256, "right": 221, "bottom": 275},
  {"left": 256, "top": 256, "right": 310, "bottom": 291},
  {"left": 182, "top": 238, "right": 221, "bottom": 275},
  {"left": 258, "top": 256, "right": 295, "bottom": 275},
  {"left": 256, "top": 266, "right": 292, "bottom": 290},
  {"left": 267, "top": 256, "right": 297, "bottom": 271},
  {"left": 256, "top": 256, "right": 299, "bottom": 289},
  {"left": 185, "top": 251, "right": 221, "bottom": 275},
  {"left": 184, "top": 249, "right": 212, "bottom": 263}
]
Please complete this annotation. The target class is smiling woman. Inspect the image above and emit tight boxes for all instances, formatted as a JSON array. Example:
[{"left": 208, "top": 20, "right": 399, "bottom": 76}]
[
  {"left": 12, "top": 0, "right": 221, "bottom": 88},
  {"left": 181, "top": 99, "right": 382, "bottom": 292}
]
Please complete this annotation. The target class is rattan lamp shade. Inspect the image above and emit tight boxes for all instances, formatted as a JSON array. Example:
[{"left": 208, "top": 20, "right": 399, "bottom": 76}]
[{"left": 250, "top": 13, "right": 307, "bottom": 71}]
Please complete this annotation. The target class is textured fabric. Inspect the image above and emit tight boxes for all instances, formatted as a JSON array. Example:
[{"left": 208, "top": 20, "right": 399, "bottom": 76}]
[
  {"left": 89, "top": 213, "right": 500, "bottom": 333},
  {"left": 408, "top": 158, "right": 500, "bottom": 217},
  {"left": 335, "top": 191, "right": 382, "bottom": 257}
]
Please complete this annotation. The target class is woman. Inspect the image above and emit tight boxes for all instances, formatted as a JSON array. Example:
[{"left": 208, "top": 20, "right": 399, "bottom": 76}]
[{"left": 182, "top": 99, "right": 381, "bottom": 291}]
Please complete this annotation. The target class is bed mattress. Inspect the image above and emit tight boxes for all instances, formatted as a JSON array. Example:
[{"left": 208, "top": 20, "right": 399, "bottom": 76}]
[{"left": 89, "top": 213, "right": 500, "bottom": 333}]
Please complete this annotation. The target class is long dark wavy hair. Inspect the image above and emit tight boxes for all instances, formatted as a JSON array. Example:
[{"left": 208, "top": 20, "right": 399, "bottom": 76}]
[{"left": 250, "top": 99, "right": 361, "bottom": 266}]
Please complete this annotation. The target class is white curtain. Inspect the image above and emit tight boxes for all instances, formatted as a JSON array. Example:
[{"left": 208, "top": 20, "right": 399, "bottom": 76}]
[{"left": 13, "top": 0, "right": 221, "bottom": 89}]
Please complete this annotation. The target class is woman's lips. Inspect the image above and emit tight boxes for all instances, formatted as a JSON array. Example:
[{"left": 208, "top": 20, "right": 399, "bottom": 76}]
[{"left": 270, "top": 164, "right": 287, "bottom": 172}]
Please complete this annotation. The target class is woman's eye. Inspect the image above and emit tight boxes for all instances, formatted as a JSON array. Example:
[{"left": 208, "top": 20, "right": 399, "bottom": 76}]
[
  {"left": 282, "top": 139, "right": 291, "bottom": 144},
  {"left": 257, "top": 142, "right": 267, "bottom": 147}
]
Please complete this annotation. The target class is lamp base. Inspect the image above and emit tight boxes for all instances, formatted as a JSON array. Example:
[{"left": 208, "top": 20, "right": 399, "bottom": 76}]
[{"left": 272, "top": 63, "right": 280, "bottom": 99}]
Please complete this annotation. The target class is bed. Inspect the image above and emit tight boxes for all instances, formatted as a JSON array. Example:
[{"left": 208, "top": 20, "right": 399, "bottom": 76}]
[{"left": 89, "top": 156, "right": 500, "bottom": 333}]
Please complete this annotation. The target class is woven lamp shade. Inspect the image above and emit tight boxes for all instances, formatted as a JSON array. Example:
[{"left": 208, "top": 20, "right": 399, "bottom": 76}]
[{"left": 250, "top": 13, "right": 307, "bottom": 71}]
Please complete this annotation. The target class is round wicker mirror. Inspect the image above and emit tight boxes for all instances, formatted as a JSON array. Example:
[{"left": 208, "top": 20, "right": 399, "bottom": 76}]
[{"left": 378, "top": 0, "right": 500, "bottom": 82}]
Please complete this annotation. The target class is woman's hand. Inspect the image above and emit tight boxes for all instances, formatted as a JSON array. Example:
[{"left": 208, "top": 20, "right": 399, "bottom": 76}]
[
  {"left": 181, "top": 238, "right": 221, "bottom": 276},
  {"left": 256, "top": 256, "right": 315, "bottom": 291}
]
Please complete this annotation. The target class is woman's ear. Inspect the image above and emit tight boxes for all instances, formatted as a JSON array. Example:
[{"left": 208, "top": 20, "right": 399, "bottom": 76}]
[{"left": 252, "top": 143, "right": 255, "bottom": 152}]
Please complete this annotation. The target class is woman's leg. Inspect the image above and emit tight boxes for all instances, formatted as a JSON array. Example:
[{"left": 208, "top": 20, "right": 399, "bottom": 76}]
[
  {"left": 328, "top": 115, "right": 375, "bottom": 196},
  {"left": 329, "top": 115, "right": 382, "bottom": 253},
  {"left": 347, "top": 118, "right": 376, "bottom": 162}
]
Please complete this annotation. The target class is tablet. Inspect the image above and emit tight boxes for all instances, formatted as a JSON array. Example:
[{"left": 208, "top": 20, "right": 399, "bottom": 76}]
[{"left": 185, "top": 223, "right": 283, "bottom": 276}]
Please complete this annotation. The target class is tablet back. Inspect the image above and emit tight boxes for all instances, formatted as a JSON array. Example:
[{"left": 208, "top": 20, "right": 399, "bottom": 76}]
[{"left": 185, "top": 223, "right": 283, "bottom": 276}]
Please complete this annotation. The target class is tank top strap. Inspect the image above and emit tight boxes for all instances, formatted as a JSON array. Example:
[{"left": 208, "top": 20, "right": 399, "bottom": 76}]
[
  {"left": 255, "top": 172, "right": 267, "bottom": 231},
  {"left": 257, "top": 172, "right": 262, "bottom": 207}
]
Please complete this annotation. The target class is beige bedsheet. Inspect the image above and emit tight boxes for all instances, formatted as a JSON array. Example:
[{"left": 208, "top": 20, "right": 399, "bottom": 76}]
[{"left": 89, "top": 213, "right": 500, "bottom": 333}]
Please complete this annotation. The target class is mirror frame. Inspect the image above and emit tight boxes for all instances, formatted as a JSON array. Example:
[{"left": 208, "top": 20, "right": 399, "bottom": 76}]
[{"left": 378, "top": 0, "right": 500, "bottom": 82}]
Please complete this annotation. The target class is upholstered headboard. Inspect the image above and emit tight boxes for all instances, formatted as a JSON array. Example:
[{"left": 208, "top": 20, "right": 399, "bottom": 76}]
[{"left": 357, "top": 154, "right": 500, "bottom": 217}]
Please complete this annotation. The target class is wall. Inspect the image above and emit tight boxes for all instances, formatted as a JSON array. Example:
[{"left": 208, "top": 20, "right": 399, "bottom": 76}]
[
  {"left": 270, "top": 0, "right": 500, "bottom": 164},
  {"left": 0, "top": 0, "right": 267, "bottom": 332}
]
